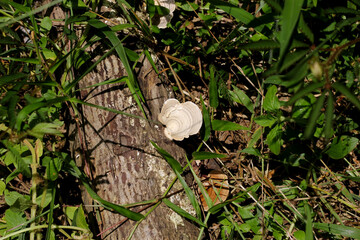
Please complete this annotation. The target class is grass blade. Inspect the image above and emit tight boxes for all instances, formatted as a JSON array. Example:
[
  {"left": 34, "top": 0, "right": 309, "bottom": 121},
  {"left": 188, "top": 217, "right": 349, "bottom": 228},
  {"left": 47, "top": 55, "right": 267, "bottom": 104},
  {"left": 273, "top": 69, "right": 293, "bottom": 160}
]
[
  {"left": 151, "top": 142, "right": 202, "bottom": 218},
  {"left": 313, "top": 223, "right": 360, "bottom": 239},
  {"left": 333, "top": 82, "right": 360, "bottom": 110},
  {"left": 0, "top": 73, "right": 28, "bottom": 87},
  {"left": 45, "top": 184, "right": 56, "bottom": 240},
  {"left": 87, "top": 19, "right": 146, "bottom": 117},
  {"left": 209, "top": 65, "right": 219, "bottom": 109},
  {"left": 150, "top": 141, "right": 183, "bottom": 174},
  {"left": 287, "top": 82, "right": 324, "bottom": 106},
  {"left": 163, "top": 198, "right": 206, "bottom": 228},
  {"left": 304, "top": 201, "right": 313, "bottom": 240},
  {"left": 201, "top": 96, "right": 211, "bottom": 142},
  {"left": 66, "top": 159, "right": 144, "bottom": 221},
  {"left": 324, "top": 90, "right": 334, "bottom": 139},
  {"left": 192, "top": 152, "right": 227, "bottom": 160},
  {"left": 186, "top": 157, "right": 213, "bottom": 212},
  {"left": 304, "top": 93, "right": 326, "bottom": 138},
  {"left": 212, "top": 119, "right": 250, "bottom": 131},
  {"left": 278, "top": 0, "right": 304, "bottom": 69},
  {"left": 0, "top": 0, "right": 63, "bottom": 29}
]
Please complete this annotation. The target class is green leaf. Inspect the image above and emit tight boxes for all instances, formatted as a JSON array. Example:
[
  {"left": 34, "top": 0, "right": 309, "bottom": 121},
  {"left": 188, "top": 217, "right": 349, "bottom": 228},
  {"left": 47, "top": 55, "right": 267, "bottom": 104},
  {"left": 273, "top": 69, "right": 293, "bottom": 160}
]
[
  {"left": 212, "top": 119, "right": 250, "bottom": 131},
  {"left": 325, "top": 135, "right": 359, "bottom": 159},
  {"left": 264, "top": 0, "right": 282, "bottom": 12},
  {"left": 247, "top": 127, "right": 262, "bottom": 148},
  {"left": 281, "top": 61, "right": 309, "bottom": 88},
  {"left": 264, "top": 85, "right": 280, "bottom": 112},
  {"left": 5, "top": 190, "right": 25, "bottom": 206},
  {"left": 111, "top": 23, "right": 136, "bottom": 32},
  {"left": 304, "top": 93, "right": 326, "bottom": 138},
  {"left": 333, "top": 82, "right": 360, "bottom": 110},
  {"left": 2, "top": 140, "right": 31, "bottom": 177},
  {"left": 324, "top": 91, "right": 334, "bottom": 139},
  {"left": 147, "top": 0, "right": 156, "bottom": 18},
  {"left": 240, "top": 40, "right": 280, "bottom": 51},
  {"left": 46, "top": 186, "right": 56, "bottom": 240},
  {"left": 279, "top": 49, "right": 309, "bottom": 73},
  {"left": 298, "top": 13, "right": 314, "bottom": 43},
  {"left": 229, "top": 85, "right": 254, "bottom": 113},
  {"left": 179, "top": 2, "right": 199, "bottom": 11},
  {"left": 207, "top": 0, "right": 254, "bottom": 25},
  {"left": 313, "top": 223, "right": 360, "bottom": 239},
  {"left": 4, "top": 209, "right": 26, "bottom": 232},
  {"left": 240, "top": 147, "right": 261, "bottom": 157},
  {"left": 0, "top": 180, "right": 5, "bottom": 195},
  {"left": 27, "top": 122, "right": 64, "bottom": 139},
  {"left": 155, "top": 5, "right": 170, "bottom": 16},
  {"left": 201, "top": 96, "right": 211, "bottom": 141},
  {"left": 82, "top": 76, "right": 127, "bottom": 89},
  {"left": 0, "top": 73, "right": 28, "bottom": 87},
  {"left": 293, "top": 230, "right": 306, "bottom": 240},
  {"left": 186, "top": 157, "right": 214, "bottom": 211},
  {"left": 292, "top": 94, "right": 316, "bottom": 119},
  {"left": 163, "top": 198, "right": 206, "bottom": 227},
  {"left": 40, "top": 16, "right": 52, "bottom": 32},
  {"left": 209, "top": 65, "right": 219, "bottom": 109},
  {"left": 87, "top": 19, "right": 146, "bottom": 117},
  {"left": 73, "top": 205, "right": 90, "bottom": 230},
  {"left": 266, "top": 124, "right": 283, "bottom": 155},
  {"left": 150, "top": 144, "right": 202, "bottom": 218},
  {"left": 287, "top": 82, "right": 324, "bottom": 106},
  {"left": 45, "top": 157, "right": 62, "bottom": 181},
  {"left": 15, "top": 97, "right": 68, "bottom": 130},
  {"left": 144, "top": 49, "right": 159, "bottom": 74},
  {"left": 150, "top": 141, "right": 183, "bottom": 174},
  {"left": 10, "top": 196, "right": 33, "bottom": 213},
  {"left": 278, "top": 0, "right": 304, "bottom": 69},
  {"left": 0, "top": 57, "right": 40, "bottom": 64},
  {"left": 254, "top": 114, "right": 277, "bottom": 127},
  {"left": 192, "top": 151, "right": 227, "bottom": 160},
  {"left": 304, "top": 201, "right": 313, "bottom": 240}
]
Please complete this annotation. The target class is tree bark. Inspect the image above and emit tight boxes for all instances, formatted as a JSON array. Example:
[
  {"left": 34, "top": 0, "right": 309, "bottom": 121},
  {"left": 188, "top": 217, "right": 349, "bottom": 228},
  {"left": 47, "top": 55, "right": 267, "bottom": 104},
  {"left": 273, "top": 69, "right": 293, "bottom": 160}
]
[{"left": 72, "top": 54, "right": 200, "bottom": 239}]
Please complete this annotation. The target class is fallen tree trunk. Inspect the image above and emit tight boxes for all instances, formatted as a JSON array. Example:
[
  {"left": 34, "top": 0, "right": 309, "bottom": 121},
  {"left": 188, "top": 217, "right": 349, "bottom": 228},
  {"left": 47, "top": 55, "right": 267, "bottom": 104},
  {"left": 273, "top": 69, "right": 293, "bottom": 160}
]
[{"left": 71, "top": 54, "right": 199, "bottom": 239}]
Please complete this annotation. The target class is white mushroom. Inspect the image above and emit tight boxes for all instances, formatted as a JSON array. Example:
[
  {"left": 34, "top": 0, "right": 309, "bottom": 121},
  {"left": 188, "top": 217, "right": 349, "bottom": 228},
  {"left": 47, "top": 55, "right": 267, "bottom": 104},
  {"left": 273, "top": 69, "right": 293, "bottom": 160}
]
[{"left": 158, "top": 99, "right": 203, "bottom": 141}]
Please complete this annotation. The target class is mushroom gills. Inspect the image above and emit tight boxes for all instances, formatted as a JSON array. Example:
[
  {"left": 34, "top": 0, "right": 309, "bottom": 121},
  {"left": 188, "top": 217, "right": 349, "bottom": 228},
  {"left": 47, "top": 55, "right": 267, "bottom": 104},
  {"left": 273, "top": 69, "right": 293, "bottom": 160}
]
[{"left": 158, "top": 99, "right": 203, "bottom": 141}]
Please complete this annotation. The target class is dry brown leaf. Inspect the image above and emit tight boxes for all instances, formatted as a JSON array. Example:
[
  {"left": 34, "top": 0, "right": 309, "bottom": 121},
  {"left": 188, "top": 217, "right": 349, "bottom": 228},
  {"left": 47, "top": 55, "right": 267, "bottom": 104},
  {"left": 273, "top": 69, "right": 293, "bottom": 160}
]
[{"left": 199, "top": 170, "right": 229, "bottom": 211}]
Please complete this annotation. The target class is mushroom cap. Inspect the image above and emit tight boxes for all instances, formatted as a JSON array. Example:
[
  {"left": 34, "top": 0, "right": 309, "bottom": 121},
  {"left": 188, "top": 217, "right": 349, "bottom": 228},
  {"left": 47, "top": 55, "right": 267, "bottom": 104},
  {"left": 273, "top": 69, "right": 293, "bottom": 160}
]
[{"left": 158, "top": 99, "right": 203, "bottom": 141}]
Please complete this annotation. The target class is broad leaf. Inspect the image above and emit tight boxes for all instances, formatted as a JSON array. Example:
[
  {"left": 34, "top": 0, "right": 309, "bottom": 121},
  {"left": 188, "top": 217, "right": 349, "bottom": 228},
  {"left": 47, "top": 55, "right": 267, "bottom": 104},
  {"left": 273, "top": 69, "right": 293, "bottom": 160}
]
[
  {"left": 254, "top": 114, "right": 277, "bottom": 127},
  {"left": 266, "top": 124, "right": 283, "bottom": 155},
  {"left": 264, "top": 85, "right": 280, "bottom": 112},
  {"left": 229, "top": 85, "right": 254, "bottom": 113},
  {"left": 325, "top": 136, "right": 359, "bottom": 159}
]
